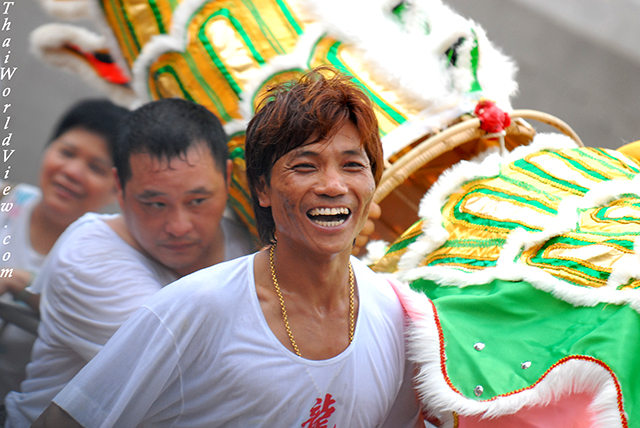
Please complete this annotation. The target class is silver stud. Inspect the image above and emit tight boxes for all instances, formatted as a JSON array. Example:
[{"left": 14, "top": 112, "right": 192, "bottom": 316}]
[
  {"left": 474, "top": 385, "right": 484, "bottom": 397},
  {"left": 473, "top": 342, "right": 485, "bottom": 351},
  {"left": 521, "top": 361, "right": 532, "bottom": 370}
]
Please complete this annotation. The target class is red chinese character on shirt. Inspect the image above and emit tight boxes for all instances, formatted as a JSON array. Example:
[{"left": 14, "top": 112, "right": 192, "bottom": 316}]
[{"left": 302, "top": 394, "right": 337, "bottom": 428}]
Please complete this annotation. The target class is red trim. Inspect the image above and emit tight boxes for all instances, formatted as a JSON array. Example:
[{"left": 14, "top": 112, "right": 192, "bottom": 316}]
[{"left": 66, "top": 44, "right": 130, "bottom": 85}]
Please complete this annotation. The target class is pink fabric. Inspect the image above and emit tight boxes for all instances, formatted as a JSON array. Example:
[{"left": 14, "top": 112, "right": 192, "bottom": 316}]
[
  {"left": 387, "top": 278, "right": 428, "bottom": 321},
  {"left": 458, "top": 392, "right": 599, "bottom": 428}
]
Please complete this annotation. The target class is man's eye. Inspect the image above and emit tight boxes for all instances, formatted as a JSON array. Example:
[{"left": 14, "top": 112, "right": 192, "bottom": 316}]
[
  {"left": 293, "top": 163, "right": 315, "bottom": 171},
  {"left": 89, "top": 163, "right": 109, "bottom": 176},
  {"left": 190, "top": 198, "right": 207, "bottom": 206},
  {"left": 345, "top": 161, "right": 366, "bottom": 169},
  {"left": 144, "top": 202, "right": 165, "bottom": 208},
  {"left": 59, "top": 148, "right": 75, "bottom": 158}
]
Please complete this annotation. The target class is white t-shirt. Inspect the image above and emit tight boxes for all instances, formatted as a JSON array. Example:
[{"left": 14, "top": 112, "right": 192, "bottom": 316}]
[
  {"left": 0, "top": 183, "right": 45, "bottom": 401},
  {"left": 4, "top": 213, "right": 176, "bottom": 427},
  {"left": 5, "top": 211, "right": 256, "bottom": 428},
  {"left": 52, "top": 254, "right": 421, "bottom": 428}
]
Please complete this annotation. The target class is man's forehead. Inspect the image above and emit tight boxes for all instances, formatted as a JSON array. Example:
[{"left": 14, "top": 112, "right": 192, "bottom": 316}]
[
  {"left": 136, "top": 185, "right": 213, "bottom": 199},
  {"left": 129, "top": 146, "right": 220, "bottom": 172},
  {"left": 288, "top": 141, "right": 366, "bottom": 158}
]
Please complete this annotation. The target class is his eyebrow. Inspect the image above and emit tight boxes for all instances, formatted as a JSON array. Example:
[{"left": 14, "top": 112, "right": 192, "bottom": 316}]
[
  {"left": 186, "top": 186, "right": 214, "bottom": 196},
  {"left": 343, "top": 149, "right": 367, "bottom": 157},
  {"left": 92, "top": 157, "right": 113, "bottom": 169},
  {"left": 137, "top": 187, "right": 214, "bottom": 200},
  {"left": 137, "top": 190, "right": 166, "bottom": 200},
  {"left": 290, "top": 148, "right": 366, "bottom": 158},
  {"left": 290, "top": 149, "right": 319, "bottom": 158}
]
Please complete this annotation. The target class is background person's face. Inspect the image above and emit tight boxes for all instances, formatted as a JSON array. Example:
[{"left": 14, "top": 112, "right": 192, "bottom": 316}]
[
  {"left": 39, "top": 128, "right": 116, "bottom": 223},
  {"left": 258, "top": 121, "right": 375, "bottom": 257},
  {"left": 119, "top": 143, "right": 231, "bottom": 276}
]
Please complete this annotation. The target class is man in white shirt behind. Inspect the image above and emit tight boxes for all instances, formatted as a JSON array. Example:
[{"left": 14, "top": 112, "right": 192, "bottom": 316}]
[{"left": 3, "top": 98, "right": 256, "bottom": 427}]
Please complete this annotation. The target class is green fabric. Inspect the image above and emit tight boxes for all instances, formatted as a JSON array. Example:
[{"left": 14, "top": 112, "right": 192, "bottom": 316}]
[
  {"left": 511, "top": 157, "right": 589, "bottom": 194},
  {"left": 323, "top": 40, "right": 408, "bottom": 130},
  {"left": 410, "top": 278, "right": 640, "bottom": 425},
  {"left": 148, "top": 0, "right": 167, "bottom": 34}
]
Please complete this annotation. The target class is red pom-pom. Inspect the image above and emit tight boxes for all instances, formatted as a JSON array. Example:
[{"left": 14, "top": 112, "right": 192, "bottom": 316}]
[{"left": 474, "top": 100, "right": 511, "bottom": 133}]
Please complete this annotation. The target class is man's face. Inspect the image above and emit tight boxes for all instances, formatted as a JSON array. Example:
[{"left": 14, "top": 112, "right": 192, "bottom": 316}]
[
  {"left": 257, "top": 121, "right": 375, "bottom": 257},
  {"left": 118, "top": 143, "right": 231, "bottom": 277},
  {"left": 39, "top": 128, "right": 116, "bottom": 224}
]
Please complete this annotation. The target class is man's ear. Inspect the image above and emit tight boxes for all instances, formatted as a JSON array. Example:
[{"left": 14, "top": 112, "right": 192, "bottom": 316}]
[
  {"left": 225, "top": 159, "right": 232, "bottom": 191},
  {"left": 256, "top": 176, "right": 271, "bottom": 208}
]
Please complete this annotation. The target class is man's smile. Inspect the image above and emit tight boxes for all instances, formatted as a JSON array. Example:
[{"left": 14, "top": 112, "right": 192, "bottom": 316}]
[{"left": 307, "top": 207, "right": 351, "bottom": 227}]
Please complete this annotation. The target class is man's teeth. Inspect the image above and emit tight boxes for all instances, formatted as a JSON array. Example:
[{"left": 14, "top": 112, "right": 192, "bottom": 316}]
[
  {"left": 314, "top": 219, "right": 345, "bottom": 227},
  {"left": 308, "top": 207, "right": 350, "bottom": 216},
  {"left": 308, "top": 207, "right": 350, "bottom": 227}
]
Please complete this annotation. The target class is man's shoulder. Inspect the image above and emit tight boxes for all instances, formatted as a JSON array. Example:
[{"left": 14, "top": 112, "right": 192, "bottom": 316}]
[
  {"left": 48, "top": 213, "right": 172, "bottom": 280},
  {"left": 60, "top": 213, "right": 138, "bottom": 255},
  {"left": 353, "top": 257, "right": 405, "bottom": 318},
  {"left": 144, "top": 254, "right": 254, "bottom": 313},
  {"left": 170, "top": 254, "right": 252, "bottom": 291}
]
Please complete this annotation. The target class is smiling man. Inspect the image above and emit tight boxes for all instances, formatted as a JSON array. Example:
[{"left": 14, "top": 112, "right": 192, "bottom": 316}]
[
  {"left": 31, "top": 68, "right": 423, "bottom": 428},
  {"left": 3, "top": 98, "right": 256, "bottom": 428}
]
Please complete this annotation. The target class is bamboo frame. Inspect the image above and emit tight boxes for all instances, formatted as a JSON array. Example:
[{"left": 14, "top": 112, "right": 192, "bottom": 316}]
[{"left": 374, "top": 110, "right": 583, "bottom": 204}]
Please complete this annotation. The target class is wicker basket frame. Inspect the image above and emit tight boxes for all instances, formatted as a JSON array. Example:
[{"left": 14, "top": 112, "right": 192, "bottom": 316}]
[{"left": 373, "top": 109, "right": 583, "bottom": 204}]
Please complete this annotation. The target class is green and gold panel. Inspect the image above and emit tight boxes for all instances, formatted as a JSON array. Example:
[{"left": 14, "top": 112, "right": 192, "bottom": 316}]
[
  {"left": 374, "top": 148, "right": 640, "bottom": 291},
  {"left": 99, "top": 0, "right": 180, "bottom": 67},
  {"left": 148, "top": 53, "right": 241, "bottom": 122},
  {"left": 145, "top": 0, "right": 306, "bottom": 121},
  {"left": 308, "top": 37, "right": 414, "bottom": 137}
]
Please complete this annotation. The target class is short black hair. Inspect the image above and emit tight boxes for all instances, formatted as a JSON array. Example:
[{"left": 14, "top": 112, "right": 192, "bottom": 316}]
[
  {"left": 49, "top": 99, "right": 129, "bottom": 158},
  {"left": 114, "top": 98, "right": 229, "bottom": 190}
]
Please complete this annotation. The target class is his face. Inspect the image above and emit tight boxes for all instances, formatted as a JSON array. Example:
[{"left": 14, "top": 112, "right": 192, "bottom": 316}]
[
  {"left": 257, "top": 121, "right": 375, "bottom": 257},
  {"left": 39, "top": 128, "right": 116, "bottom": 224},
  {"left": 118, "top": 143, "right": 231, "bottom": 276}
]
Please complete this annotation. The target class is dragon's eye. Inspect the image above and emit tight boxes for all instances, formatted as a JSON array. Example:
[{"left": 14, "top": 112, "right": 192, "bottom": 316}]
[
  {"left": 392, "top": 1, "right": 430, "bottom": 35},
  {"left": 392, "top": 1, "right": 408, "bottom": 21}
]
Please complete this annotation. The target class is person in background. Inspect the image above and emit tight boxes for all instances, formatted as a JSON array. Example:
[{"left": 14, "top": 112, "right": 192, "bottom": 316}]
[
  {"left": 4, "top": 97, "right": 256, "bottom": 428},
  {"left": 0, "top": 99, "right": 128, "bottom": 407},
  {"left": 31, "top": 67, "right": 423, "bottom": 428}
]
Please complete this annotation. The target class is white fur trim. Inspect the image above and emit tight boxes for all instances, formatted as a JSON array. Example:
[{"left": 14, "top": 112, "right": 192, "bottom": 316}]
[
  {"left": 29, "top": 23, "right": 136, "bottom": 107},
  {"left": 38, "top": 0, "right": 90, "bottom": 20},
  {"left": 360, "top": 240, "right": 390, "bottom": 266},
  {"left": 297, "top": 0, "right": 517, "bottom": 112},
  {"left": 223, "top": 119, "right": 250, "bottom": 137}
]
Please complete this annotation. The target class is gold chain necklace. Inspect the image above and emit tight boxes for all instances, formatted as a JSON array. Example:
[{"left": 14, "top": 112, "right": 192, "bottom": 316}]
[{"left": 269, "top": 243, "right": 355, "bottom": 357}]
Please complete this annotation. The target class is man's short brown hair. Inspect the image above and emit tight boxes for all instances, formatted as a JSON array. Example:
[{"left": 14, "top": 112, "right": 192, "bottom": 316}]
[{"left": 245, "top": 66, "right": 383, "bottom": 245}]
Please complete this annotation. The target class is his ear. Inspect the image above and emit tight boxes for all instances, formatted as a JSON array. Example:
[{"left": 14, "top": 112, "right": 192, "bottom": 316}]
[
  {"left": 256, "top": 176, "right": 271, "bottom": 208},
  {"left": 225, "top": 159, "right": 232, "bottom": 191}
]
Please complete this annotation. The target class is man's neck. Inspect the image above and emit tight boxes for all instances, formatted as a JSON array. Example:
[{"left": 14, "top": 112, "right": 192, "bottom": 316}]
[{"left": 105, "top": 215, "right": 142, "bottom": 253}]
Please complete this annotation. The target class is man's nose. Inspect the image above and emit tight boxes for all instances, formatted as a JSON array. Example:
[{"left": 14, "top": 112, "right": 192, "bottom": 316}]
[
  {"left": 165, "top": 208, "right": 193, "bottom": 237},
  {"left": 315, "top": 167, "right": 348, "bottom": 197},
  {"left": 61, "top": 159, "right": 86, "bottom": 184}
]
